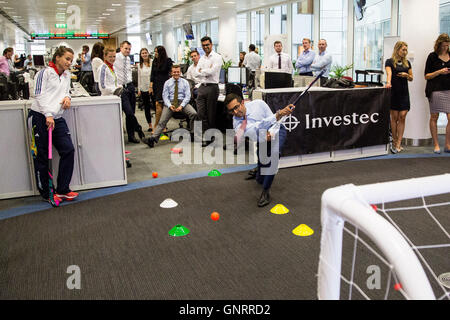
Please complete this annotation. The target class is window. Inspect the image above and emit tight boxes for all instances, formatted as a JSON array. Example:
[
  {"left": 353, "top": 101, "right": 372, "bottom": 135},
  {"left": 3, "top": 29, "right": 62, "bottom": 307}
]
[
  {"left": 210, "top": 19, "right": 219, "bottom": 52},
  {"left": 269, "top": 5, "right": 287, "bottom": 35},
  {"left": 237, "top": 13, "right": 248, "bottom": 53},
  {"left": 292, "top": 2, "right": 314, "bottom": 61},
  {"left": 320, "top": 0, "right": 348, "bottom": 68},
  {"left": 251, "top": 10, "right": 265, "bottom": 58},
  {"left": 199, "top": 22, "right": 207, "bottom": 39},
  {"left": 30, "top": 42, "right": 46, "bottom": 55},
  {"left": 354, "top": 0, "right": 391, "bottom": 72},
  {"left": 441, "top": 0, "right": 450, "bottom": 34},
  {"left": 128, "top": 35, "right": 141, "bottom": 55}
]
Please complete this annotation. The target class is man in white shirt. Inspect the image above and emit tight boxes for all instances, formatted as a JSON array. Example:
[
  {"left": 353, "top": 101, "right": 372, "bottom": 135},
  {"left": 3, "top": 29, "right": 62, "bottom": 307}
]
[
  {"left": 195, "top": 36, "right": 223, "bottom": 146},
  {"left": 267, "top": 41, "right": 293, "bottom": 74},
  {"left": 242, "top": 44, "right": 261, "bottom": 72},
  {"left": 311, "top": 39, "right": 333, "bottom": 86},
  {"left": 114, "top": 40, "right": 145, "bottom": 143},
  {"left": 185, "top": 49, "right": 202, "bottom": 85}
]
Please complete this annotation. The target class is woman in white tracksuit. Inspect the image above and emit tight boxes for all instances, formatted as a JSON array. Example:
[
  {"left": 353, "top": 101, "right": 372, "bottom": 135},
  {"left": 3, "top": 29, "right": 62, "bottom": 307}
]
[{"left": 98, "top": 47, "right": 122, "bottom": 96}]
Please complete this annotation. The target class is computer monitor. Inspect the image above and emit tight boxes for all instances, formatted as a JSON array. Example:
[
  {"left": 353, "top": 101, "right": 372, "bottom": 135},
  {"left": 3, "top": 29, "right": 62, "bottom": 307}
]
[
  {"left": 129, "top": 54, "right": 134, "bottom": 64},
  {"left": 227, "top": 67, "right": 241, "bottom": 84},
  {"left": 219, "top": 69, "right": 226, "bottom": 84},
  {"left": 264, "top": 71, "right": 293, "bottom": 89},
  {"left": 33, "top": 55, "right": 45, "bottom": 67}
]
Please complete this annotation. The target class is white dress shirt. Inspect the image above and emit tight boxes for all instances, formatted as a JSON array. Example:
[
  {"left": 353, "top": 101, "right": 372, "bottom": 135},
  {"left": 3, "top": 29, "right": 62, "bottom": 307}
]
[
  {"left": 137, "top": 63, "right": 152, "bottom": 92},
  {"left": 114, "top": 52, "right": 132, "bottom": 86},
  {"left": 197, "top": 50, "right": 222, "bottom": 84},
  {"left": 243, "top": 51, "right": 261, "bottom": 71},
  {"left": 91, "top": 57, "right": 103, "bottom": 83},
  {"left": 184, "top": 63, "right": 202, "bottom": 85},
  {"left": 267, "top": 52, "right": 293, "bottom": 74}
]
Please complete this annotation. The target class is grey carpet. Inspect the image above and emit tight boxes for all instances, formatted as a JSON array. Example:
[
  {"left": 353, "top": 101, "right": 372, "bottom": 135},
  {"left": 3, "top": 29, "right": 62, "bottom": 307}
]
[{"left": 0, "top": 157, "right": 449, "bottom": 300}]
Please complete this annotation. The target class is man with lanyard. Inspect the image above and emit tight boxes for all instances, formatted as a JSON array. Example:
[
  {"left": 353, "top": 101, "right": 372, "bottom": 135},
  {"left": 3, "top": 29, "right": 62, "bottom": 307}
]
[
  {"left": 224, "top": 93, "right": 293, "bottom": 207},
  {"left": 28, "top": 46, "right": 78, "bottom": 204},
  {"left": 196, "top": 36, "right": 222, "bottom": 147},
  {"left": 268, "top": 41, "right": 293, "bottom": 74},
  {"left": 145, "top": 65, "right": 198, "bottom": 148},
  {"left": 114, "top": 40, "right": 145, "bottom": 143},
  {"left": 311, "top": 39, "right": 333, "bottom": 86},
  {"left": 295, "top": 38, "right": 316, "bottom": 76}
]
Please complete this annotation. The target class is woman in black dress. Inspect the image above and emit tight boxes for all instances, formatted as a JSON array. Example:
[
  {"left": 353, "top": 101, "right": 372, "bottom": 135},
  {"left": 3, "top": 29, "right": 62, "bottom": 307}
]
[
  {"left": 385, "top": 41, "right": 413, "bottom": 153},
  {"left": 425, "top": 33, "right": 450, "bottom": 154},
  {"left": 150, "top": 46, "right": 173, "bottom": 131}
]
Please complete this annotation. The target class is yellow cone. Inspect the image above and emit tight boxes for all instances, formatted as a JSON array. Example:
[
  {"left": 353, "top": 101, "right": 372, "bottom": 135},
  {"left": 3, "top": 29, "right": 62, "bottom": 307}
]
[
  {"left": 292, "top": 224, "right": 314, "bottom": 237},
  {"left": 270, "top": 204, "right": 289, "bottom": 215},
  {"left": 159, "top": 135, "right": 170, "bottom": 141}
]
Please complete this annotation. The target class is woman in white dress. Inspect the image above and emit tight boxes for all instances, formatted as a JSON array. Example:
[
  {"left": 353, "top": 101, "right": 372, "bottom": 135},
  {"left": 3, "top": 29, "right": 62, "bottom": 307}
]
[{"left": 138, "top": 48, "right": 153, "bottom": 132}]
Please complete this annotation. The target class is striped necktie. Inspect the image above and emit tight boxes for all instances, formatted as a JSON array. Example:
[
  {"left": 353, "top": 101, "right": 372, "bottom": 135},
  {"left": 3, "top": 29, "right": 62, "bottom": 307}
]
[{"left": 123, "top": 56, "right": 128, "bottom": 85}]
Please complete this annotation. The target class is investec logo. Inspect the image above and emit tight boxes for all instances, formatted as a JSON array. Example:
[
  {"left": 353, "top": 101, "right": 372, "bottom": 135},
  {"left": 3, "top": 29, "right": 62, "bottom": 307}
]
[{"left": 282, "top": 112, "right": 380, "bottom": 132}]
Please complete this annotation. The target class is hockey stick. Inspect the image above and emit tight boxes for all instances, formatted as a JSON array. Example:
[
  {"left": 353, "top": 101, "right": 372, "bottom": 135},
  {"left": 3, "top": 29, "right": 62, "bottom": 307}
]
[{"left": 48, "top": 128, "right": 60, "bottom": 207}]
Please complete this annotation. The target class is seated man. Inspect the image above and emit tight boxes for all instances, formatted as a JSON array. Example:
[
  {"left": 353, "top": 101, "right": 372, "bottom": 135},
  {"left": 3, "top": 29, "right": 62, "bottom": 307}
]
[
  {"left": 224, "top": 93, "right": 293, "bottom": 207},
  {"left": 146, "top": 64, "right": 198, "bottom": 148}
]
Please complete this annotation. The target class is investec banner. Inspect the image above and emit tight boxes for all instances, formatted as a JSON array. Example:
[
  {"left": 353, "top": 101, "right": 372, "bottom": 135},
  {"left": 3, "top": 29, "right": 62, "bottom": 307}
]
[{"left": 263, "top": 88, "right": 390, "bottom": 156}]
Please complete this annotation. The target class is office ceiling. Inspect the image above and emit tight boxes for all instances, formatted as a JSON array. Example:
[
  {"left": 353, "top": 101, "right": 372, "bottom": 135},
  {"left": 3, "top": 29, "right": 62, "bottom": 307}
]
[{"left": 0, "top": 0, "right": 283, "bottom": 36}]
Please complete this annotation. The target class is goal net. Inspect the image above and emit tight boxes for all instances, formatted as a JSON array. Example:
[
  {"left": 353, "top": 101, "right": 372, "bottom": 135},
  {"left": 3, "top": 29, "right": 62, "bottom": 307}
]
[{"left": 318, "top": 173, "right": 450, "bottom": 300}]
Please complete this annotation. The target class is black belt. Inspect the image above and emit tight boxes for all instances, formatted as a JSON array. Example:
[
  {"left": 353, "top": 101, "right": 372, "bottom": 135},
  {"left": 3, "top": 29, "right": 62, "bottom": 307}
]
[
  {"left": 201, "top": 83, "right": 218, "bottom": 87},
  {"left": 123, "top": 82, "right": 133, "bottom": 88}
]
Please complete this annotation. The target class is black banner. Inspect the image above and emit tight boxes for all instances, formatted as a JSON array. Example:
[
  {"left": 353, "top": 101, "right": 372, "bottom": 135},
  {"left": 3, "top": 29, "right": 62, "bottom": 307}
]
[{"left": 263, "top": 88, "right": 390, "bottom": 157}]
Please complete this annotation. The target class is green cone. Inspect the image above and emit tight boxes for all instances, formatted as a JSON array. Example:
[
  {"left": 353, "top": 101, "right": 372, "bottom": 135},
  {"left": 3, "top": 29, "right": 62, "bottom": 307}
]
[
  {"left": 169, "top": 225, "right": 190, "bottom": 237},
  {"left": 208, "top": 169, "right": 222, "bottom": 177}
]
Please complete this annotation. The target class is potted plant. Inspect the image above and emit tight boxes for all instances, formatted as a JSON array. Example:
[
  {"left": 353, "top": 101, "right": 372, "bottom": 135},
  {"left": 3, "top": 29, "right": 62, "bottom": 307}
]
[{"left": 325, "top": 63, "right": 354, "bottom": 88}]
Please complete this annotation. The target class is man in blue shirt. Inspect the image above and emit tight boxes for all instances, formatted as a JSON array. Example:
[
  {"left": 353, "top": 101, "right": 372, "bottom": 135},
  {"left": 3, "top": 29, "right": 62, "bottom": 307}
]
[
  {"left": 295, "top": 38, "right": 316, "bottom": 76},
  {"left": 224, "top": 93, "right": 294, "bottom": 207},
  {"left": 80, "top": 45, "right": 92, "bottom": 72},
  {"left": 146, "top": 65, "right": 198, "bottom": 148},
  {"left": 311, "top": 39, "right": 333, "bottom": 86}
]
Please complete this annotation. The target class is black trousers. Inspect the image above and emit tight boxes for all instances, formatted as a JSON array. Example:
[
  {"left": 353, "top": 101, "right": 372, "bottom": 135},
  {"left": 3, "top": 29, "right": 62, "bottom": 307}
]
[
  {"left": 141, "top": 91, "right": 152, "bottom": 125},
  {"left": 28, "top": 110, "right": 75, "bottom": 199},
  {"left": 196, "top": 83, "right": 219, "bottom": 132},
  {"left": 121, "top": 83, "right": 142, "bottom": 137}
]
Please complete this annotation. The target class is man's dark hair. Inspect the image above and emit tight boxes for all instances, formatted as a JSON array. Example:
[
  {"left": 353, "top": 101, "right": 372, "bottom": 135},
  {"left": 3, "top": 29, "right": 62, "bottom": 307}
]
[
  {"left": 224, "top": 93, "right": 242, "bottom": 107},
  {"left": 190, "top": 49, "right": 199, "bottom": 56},
  {"left": 120, "top": 40, "right": 131, "bottom": 47},
  {"left": 249, "top": 44, "right": 256, "bottom": 51},
  {"left": 274, "top": 40, "right": 282, "bottom": 46},
  {"left": 82, "top": 45, "right": 89, "bottom": 53},
  {"left": 172, "top": 64, "right": 181, "bottom": 69},
  {"left": 201, "top": 36, "right": 212, "bottom": 44},
  {"left": 3, "top": 47, "right": 13, "bottom": 56},
  {"left": 52, "top": 46, "right": 74, "bottom": 63}
]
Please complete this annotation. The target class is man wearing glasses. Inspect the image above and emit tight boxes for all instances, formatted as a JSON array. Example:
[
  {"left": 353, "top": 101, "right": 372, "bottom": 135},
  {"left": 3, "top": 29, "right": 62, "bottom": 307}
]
[
  {"left": 196, "top": 36, "right": 223, "bottom": 147},
  {"left": 224, "top": 93, "right": 294, "bottom": 207}
]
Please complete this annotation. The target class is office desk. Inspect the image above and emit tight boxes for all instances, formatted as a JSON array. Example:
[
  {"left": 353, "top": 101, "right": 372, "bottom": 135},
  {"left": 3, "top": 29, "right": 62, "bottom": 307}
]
[{"left": 253, "top": 86, "right": 390, "bottom": 168}]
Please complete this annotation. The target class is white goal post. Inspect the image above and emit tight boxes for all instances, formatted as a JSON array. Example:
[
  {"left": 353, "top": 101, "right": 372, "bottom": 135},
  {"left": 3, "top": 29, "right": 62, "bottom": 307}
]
[{"left": 318, "top": 173, "right": 450, "bottom": 300}]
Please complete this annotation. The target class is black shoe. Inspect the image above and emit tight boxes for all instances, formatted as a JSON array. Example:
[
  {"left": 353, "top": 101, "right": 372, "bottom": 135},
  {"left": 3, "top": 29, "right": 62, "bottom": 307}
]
[
  {"left": 245, "top": 168, "right": 257, "bottom": 180},
  {"left": 128, "top": 136, "right": 140, "bottom": 144},
  {"left": 145, "top": 137, "right": 157, "bottom": 148},
  {"left": 137, "top": 129, "right": 145, "bottom": 141},
  {"left": 257, "top": 189, "right": 271, "bottom": 207}
]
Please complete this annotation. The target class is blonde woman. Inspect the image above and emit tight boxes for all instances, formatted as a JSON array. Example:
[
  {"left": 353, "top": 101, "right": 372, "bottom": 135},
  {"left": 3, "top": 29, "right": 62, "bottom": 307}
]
[
  {"left": 385, "top": 41, "right": 413, "bottom": 153},
  {"left": 425, "top": 33, "right": 450, "bottom": 154}
]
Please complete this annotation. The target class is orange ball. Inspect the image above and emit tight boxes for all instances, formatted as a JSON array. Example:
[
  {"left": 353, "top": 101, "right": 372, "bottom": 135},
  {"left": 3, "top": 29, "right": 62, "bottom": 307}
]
[
  {"left": 152, "top": 172, "right": 158, "bottom": 178},
  {"left": 211, "top": 212, "right": 220, "bottom": 221}
]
